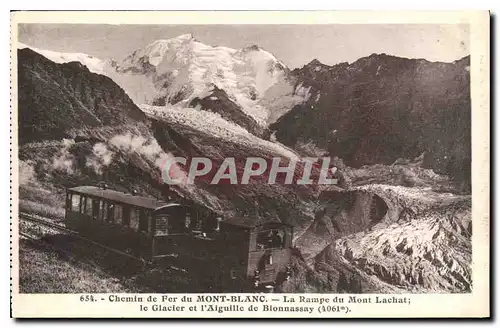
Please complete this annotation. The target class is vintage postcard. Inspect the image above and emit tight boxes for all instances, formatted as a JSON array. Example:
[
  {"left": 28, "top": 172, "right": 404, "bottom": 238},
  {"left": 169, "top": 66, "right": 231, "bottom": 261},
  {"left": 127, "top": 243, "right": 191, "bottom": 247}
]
[{"left": 10, "top": 11, "right": 490, "bottom": 318}]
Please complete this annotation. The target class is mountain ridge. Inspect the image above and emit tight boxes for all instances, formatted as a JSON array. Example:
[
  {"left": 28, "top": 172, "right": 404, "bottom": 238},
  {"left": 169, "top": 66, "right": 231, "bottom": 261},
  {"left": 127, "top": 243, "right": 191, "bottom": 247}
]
[
  {"left": 18, "top": 38, "right": 303, "bottom": 126},
  {"left": 272, "top": 52, "right": 471, "bottom": 187}
]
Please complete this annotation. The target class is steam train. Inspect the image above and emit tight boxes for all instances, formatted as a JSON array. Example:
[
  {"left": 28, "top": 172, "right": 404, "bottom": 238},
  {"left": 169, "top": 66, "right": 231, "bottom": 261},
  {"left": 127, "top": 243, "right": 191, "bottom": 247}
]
[{"left": 65, "top": 185, "right": 294, "bottom": 291}]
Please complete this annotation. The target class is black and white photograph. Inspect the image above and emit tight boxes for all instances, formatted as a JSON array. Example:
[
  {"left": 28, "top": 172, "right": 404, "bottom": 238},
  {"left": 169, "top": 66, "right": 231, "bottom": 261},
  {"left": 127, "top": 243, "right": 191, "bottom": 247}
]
[{"left": 9, "top": 10, "right": 490, "bottom": 318}]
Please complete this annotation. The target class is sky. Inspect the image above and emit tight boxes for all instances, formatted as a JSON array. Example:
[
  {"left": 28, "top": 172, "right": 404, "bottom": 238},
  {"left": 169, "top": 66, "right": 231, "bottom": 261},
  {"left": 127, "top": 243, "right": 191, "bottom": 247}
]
[{"left": 18, "top": 24, "right": 470, "bottom": 68}]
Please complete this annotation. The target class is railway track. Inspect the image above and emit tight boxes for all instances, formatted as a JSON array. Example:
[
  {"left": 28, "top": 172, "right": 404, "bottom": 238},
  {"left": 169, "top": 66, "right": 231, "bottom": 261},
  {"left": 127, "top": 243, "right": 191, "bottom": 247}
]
[
  {"left": 20, "top": 212, "right": 75, "bottom": 234},
  {"left": 18, "top": 212, "right": 197, "bottom": 292},
  {"left": 19, "top": 212, "right": 148, "bottom": 265}
]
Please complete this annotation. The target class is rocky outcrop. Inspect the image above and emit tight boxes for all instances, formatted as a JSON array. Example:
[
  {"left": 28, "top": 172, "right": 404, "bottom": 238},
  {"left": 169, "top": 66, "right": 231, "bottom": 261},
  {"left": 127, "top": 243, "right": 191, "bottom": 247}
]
[
  {"left": 308, "top": 184, "right": 471, "bottom": 293},
  {"left": 187, "top": 85, "right": 263, "bottom": 136},
  {"left": 331, "top": 200, "right": 471, "bottom": 292},
  {"left": 294, "top": 190, "right": 388, "bottom": 266}
]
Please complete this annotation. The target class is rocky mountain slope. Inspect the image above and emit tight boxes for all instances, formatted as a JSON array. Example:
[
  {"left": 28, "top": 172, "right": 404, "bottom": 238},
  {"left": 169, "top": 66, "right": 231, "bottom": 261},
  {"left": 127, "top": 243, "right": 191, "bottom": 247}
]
[
  {"left": 270, "top": 54, "right": 471, "bottom": 188},
  {"left": 187, "top": 84, "right": 263, "bottom": 136},
  {"left": 321, "top": 191, "right": 472, "bottom": 293},
  {"left": 17, "top": 48, "right": 147, "bottom": 144}
]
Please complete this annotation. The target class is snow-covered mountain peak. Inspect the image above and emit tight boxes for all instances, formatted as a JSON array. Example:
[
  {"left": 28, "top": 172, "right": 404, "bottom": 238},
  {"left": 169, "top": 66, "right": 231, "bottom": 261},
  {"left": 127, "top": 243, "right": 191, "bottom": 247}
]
[
  {"left": 175, "top": 33, "right": 195, "bottom": 41},
  {"left": 17, "top": 41, "right": 108, "bottom": 75},
  {"left": 114, "top": 35, "right": 292, "bottom": 124},
  {"left": 238, "top": 44, "right": 285, "bottom": 68},
  {"left": 18, "top": 42, "right": 28, "bottom": 50},
  {"left": 123, "top": 34, "right": 198, "bottom": 68}
]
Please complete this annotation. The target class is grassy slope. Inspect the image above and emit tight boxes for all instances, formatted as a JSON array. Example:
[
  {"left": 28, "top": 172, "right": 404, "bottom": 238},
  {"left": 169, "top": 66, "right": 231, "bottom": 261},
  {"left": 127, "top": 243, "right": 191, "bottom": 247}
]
[{"left": 19, "top": 239, "right": 130, "bottom": 293}]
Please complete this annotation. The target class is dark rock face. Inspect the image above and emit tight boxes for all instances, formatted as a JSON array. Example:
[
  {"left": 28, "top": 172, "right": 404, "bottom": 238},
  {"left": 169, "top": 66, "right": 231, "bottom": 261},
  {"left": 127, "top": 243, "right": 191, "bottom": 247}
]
[
  {"left": 17, "top": 48, "right": 146, "bottom": 143},
  {"left": 293, "top": 189, "right": 388, "bottom": 266},
  {"left": 270, "top": 54, "right": 471, "bottom": 186},
  {"left": 318, "top": 190, "right": 388, "bottom": 234},
  {"left": 188, "top": 85, "right": 263, "bottom": 136}
]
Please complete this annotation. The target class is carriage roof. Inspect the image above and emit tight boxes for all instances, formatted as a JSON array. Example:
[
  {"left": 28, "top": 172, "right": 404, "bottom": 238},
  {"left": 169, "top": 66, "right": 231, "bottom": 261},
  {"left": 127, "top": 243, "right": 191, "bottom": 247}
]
[
  {"left": 222, "top": 215, "right": 294, "bottom": 229},
  {"left": 67, "top": 186, "right": 178, "bottom": 210}
]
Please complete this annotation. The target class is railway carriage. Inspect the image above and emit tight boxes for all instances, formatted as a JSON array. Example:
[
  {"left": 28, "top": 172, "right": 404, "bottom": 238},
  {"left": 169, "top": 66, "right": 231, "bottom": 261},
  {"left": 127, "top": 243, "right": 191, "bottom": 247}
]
[{"left": 65, "top": 185, "right": 294, "bottom": 290}]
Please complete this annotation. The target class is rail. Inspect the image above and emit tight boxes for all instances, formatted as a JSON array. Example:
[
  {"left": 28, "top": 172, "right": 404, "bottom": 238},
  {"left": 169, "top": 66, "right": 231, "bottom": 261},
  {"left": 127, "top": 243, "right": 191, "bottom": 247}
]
[{"left": 19, "top": 212, "right": 148, "bottom": 264}]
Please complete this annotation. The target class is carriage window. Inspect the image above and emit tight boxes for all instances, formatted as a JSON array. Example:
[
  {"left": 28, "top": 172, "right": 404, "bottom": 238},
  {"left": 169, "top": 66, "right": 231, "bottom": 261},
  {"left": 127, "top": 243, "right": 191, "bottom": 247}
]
[
  {"left": 215, "top": 217, "right": 222, "bottom": 232},
  {"left": 122, "top": 206, "right": 131, "bottom": 227},
  {"left": 91, "top": 199, "right": 100, "bottom": 219},
  {"left": 79, "top": 196, "right": 86, "bottom": 213},
  {"left": 256, "top": 230, "right": 284, "bottom": 250},
  {"left": 85, "top": 197, "right": 93, "bottom": 216},
  {"left": 185, "top": 212, "right": 191, "bottom": 229},
  {"left": 138, "top": 210, "right": 149, "bottom": 233},
  {"left": 190, "top": 212, "right": 203, "bottom": 231},
  {"left": 107, "top": 203, "right": 115, "bottom": 222},
  {"left": 155, "top": 215, "right": 169, "bottom": 236},
  {"left": 71, "top": 194, "right": 80, "bottom": 211},
  {"left": 114, "top": 204, "right": 123, "bottom": 223},
  {"left": 100, "top": 201, "right": 107, "bottom": 221},
  {"left": 130, "top": 208, "right": 140, "bottom": 230}
]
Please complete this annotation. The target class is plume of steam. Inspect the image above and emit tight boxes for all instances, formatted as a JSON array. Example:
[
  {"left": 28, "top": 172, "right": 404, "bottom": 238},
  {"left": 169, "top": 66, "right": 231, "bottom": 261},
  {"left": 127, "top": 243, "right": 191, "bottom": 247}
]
[
  {"left": 109, "top": 132, "right": 187, "bottom": 184},
  {"left": 19, "top": 160, "right": 36, "bottom": 185},
  {"left": 51, "top": 139, "right": 76, "bottom": 174},
  {"left": 110, "top": 133, "right": 163, "bottom": 163},
  {"left": 39, "top": 134, "right": 187, "bottom": 186},
  {"left": 86, "top": 142, "right": 114, "bottom": 175},
  {"left": 110, "top": 133, "right": 148, "bottom": 154}
]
